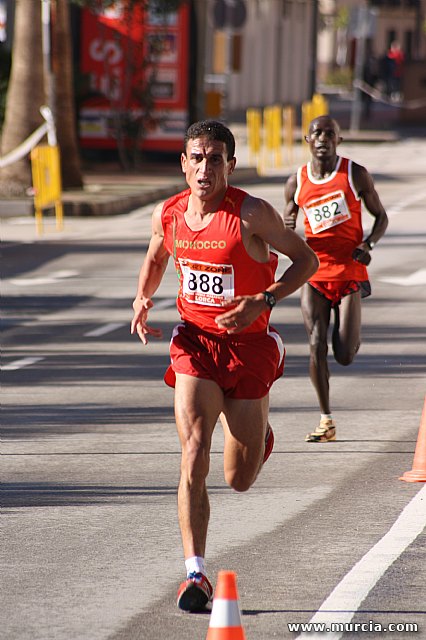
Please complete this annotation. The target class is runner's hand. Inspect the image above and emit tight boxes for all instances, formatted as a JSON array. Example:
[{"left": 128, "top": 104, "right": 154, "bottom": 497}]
[
  {"left": 352, "top": 243, "right": 372, "bottom": 266},
  {"left": 131, "top": 297, "right": 163, "bottom": 345},
  {"left": 284, "top": 211, "right": 297, "bottom": 229},
  {"left": 215, "top": 295, "right": 266, "bottom": 334}
]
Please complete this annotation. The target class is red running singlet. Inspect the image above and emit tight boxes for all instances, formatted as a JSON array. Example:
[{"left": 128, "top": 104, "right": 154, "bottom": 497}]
[
  {"left": 295, "top": 156, "right": 368, "bottom": 282},
  {"left": 161, "top": 185, "right": 278, "bottom": 335}
]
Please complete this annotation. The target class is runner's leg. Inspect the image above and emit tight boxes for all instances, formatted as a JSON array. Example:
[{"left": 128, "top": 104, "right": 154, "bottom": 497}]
[
  {"left": 220, "top": 395, "right": 270, "bottom": 492},
  {"left": 301, "top": 283, "right": 332, "bottom": 415},
  {"left": 332, "top": 289, "right": 361, "bottom": 366},
  {"left": 174, "top": 373, "right": 223, "bottom": 560}
]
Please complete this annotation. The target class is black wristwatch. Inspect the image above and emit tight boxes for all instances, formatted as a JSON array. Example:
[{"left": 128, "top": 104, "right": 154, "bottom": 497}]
[
  {"left": 365, "top": 239, "right": 375, "bottom": 250},
  {"left": 262, "top": 290, "right": 276, "bottom": 309}
]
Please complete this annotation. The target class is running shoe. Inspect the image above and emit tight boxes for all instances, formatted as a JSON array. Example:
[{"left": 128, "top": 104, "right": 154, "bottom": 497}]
[
  {"left": 177, "top": 572, "right": 213, "bottom": 612},
  {"left": 305, "top": 419, "right": 336, "bottom": 443},
  {"left": 263, "top": 425, "right": 274, "bottom": 463}
]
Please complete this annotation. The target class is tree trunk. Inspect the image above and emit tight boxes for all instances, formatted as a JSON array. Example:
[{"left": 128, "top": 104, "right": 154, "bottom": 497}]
[
  {"left": 0, "top": 0, "right": 44, "bottom": 196},
  {"left": 0, "top": 0, "right": 83, "bottom": 196},
  {"left": 54, "top": 0, "right": 83, "bottom": 188}
]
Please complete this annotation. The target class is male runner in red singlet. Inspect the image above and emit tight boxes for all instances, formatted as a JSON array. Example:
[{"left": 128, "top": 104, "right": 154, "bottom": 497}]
[
  {"left": 284, "top": 115, "right": 388, "bottom": 443},
  {"left": 131, "top": 120, "right": 318, "bottom": 612}
]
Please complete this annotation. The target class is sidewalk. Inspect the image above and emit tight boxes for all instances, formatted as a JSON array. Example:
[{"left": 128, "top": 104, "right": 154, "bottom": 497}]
[
  {"left": 0, "top": 120, "right": 402, "bottom": 222},
  {"left": 0, "top": 122, "right": 258, "bottom": 220}
]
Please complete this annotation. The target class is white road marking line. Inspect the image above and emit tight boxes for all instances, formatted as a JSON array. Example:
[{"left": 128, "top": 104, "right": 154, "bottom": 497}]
[
  {"left": 296, "top": 484, "right": 426, "bottom": 639},
  {"left": 8, "top": 277, "right": 62, "bottom": 286},
  {"left": 48, "top": 270, "right": 79, "bottom": 279},
  {"left": 152, "top": 298, "right": 176, "bottom": 310},
  {"left": 84, "top": 299, "right": 175, "bottom": 338},
  {"left": 8, "top": 270, "right": 79, "bottom": 286},
  {"left": 379, "top": 268, "right": 426, "bottom": 287},
  {"left": 84, "top": 322, "right": 125, "bottom": 337},
  {"left": 3, "top": 356, "right": 45, "bottom": 371},
  {"left": 387, "top": 191, "right": 426, "bottom": 217}
]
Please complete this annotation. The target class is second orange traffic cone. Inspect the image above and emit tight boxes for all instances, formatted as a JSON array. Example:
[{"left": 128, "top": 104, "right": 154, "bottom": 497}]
[
  {"left": 206, "top": 571, "right": 246, "bottom": 640},
  {"left": 400, "top": 395, "right": 426, "bottom": 482}
]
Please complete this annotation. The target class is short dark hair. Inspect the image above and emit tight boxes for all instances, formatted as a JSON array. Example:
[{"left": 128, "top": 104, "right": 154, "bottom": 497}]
[
  {"left": 309, "top": 115, "right": 340, "bottom": 136},
  {"left": 184, "top": 120, "right": 235, "bottom": 160}
]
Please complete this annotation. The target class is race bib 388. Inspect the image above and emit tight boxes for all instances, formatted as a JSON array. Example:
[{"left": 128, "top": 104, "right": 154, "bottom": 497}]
[{"left": 179, "top": 258, "right": 234, "bottom": 306}]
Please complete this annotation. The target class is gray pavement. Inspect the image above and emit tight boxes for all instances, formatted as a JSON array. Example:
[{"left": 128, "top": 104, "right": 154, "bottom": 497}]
[{"left": 2, "top": 127, "right": 426, "bottom": 640}]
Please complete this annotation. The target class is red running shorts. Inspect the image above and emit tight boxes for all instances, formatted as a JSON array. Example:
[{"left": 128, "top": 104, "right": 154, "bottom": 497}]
[
  {"left": 308, "top": 280, "right": 371, "bottom": 307},
  {"left": 164, "top": 322, "right": 285, "bottom": 399}
]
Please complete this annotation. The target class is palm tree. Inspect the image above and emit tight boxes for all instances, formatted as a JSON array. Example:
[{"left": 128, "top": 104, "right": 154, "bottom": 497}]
[
  {"left": 55, "top": 0, "right": 83, "bottom": 187},
  {"left": 0, "top": 0, "right": 44, "bottom": 196},
  {"left": 0, "top": 0, "right": 185, "bottom": 196},
  {"left": 0, "top": 0, "right": 83, "bottom": 195}
]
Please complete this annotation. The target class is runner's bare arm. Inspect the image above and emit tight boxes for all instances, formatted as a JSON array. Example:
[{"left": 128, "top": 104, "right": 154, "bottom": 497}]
[
  {"left": 283, "top": 173, "right": 299, "bottom": 230},
  {"left": 131, "top": 202, "right": 170, "bottom": 344},
  {"left": 352, "top": 163, "right": 389, "bottom": 263},
  {"left": 246, "top": 195, "right": 318, "bottom": 296},
  {"left": 216, "top": 196, "right": 318, "bottom": 332}
]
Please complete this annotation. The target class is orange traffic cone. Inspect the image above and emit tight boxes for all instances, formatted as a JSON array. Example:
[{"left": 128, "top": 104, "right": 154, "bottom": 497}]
[
  {"left": 206, "top": 571, "right": 246, "bottom": 639},
  {"left": 400, "top": 396, "right": 426, "bottom": 483}
]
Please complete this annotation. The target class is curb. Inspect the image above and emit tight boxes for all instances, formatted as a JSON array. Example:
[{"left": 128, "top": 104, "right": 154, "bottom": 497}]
[
  {"left": 61, "top": 182, "right": 186, "bottom": 217},
  {"left": 0, "top": 167, "right": 259, "bottom": 219}
]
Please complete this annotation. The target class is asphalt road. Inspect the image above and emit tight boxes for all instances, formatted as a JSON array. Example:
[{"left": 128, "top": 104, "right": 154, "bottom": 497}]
[{"left": 2, "top": 137, "right": 426, "bottom": 640}]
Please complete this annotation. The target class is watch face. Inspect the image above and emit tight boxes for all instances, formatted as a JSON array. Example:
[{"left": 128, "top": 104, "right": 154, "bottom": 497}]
[{"left": 264, "top": 291, "right": 276, "bottom": 308}]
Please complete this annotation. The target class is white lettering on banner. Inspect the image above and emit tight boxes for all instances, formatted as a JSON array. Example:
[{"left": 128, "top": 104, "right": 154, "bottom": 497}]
[
  {"left": 87, "top": 38, "right": 123, "bottom": 100},
  {"left": 98, "top": 69, "right": 122, "bottom": 100},
  {"left": 89, "top": 39, "right": 122, "bottom": 65},
  {"left": 179, "top": 258, "right": 234, "bottom": 307},
  {"left": 305, "top": 190, "right": 351, "bottom": 234}
]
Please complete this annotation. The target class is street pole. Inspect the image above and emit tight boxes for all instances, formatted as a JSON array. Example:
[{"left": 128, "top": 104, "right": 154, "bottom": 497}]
[
  {"left": 41, "top": 0, "right": 55, "bottom": 120},
  {"left": 193, "top": 0, "right": 208, "bottom": 121},
  {"left": 350, "top": 6, "right": 368, "bottom": 133},
  {"left": 309, "top": 0, "right": 318, "bottom": 99}
]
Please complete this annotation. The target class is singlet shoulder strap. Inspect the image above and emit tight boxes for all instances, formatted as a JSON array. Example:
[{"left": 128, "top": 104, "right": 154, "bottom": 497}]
[{"left": 294, "top": 165, "right": 307, "bottom": 206}]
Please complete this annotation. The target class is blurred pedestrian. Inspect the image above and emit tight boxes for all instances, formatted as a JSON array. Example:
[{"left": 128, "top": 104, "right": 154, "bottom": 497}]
[
  {"left": 131, "top": 120, "right": 318, "bottom": 610},
  {"left": 283, "top": 115, "right": 388, "bottom": 442},
  {"left": 386, "top": 40, "right": 405, "bottom": 101}
]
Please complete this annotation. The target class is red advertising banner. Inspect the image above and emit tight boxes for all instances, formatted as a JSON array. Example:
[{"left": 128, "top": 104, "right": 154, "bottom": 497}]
[{"left": 79, "top": 2, "right": 190, "bottom": 151}]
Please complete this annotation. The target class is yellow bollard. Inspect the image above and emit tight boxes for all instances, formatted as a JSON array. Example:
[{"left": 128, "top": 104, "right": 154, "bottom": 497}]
[
  {"left": 263, "top": 105, "right": 282, "bottom": 169},
  {"left": 311, "top": 93, "right": 329, "bottom": 118},
  {"left": 30, "top": 144, "right": 64, "bottom": 235},
  {"left": 246, "top": 108, "right": 262, "bottom": 168},
  {"left": 271, "top": 105, "right": 282, "bottom": 168},
  {"left": 301, "top": 101, "right": 314, "bottom": 160},
  {"left": 301, "top": 101, "right": 313, "bottom": 141},
  {"left": 282, "top": 105, "right": 295, "bottom": 166},
  {"left": 263, "top": 106, "right": 271, "bottom": 169}
]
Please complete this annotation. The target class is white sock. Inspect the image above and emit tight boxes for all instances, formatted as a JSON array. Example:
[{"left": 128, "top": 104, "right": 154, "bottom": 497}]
[
  {"left": 185, "top": 556, "right": 206, "bottom": 577},
  {"left": 321, "top": 413, "right": 333, "bottom": 422}
]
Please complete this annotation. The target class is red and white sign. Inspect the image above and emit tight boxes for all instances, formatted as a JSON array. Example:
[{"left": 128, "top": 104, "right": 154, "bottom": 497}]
[{"left": 79, "top": 1, "right": 190, "bottom": 151}]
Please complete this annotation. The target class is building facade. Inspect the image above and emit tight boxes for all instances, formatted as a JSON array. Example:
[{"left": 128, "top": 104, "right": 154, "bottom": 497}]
[
  {"left": 317, "top": 0, "right": 426, "bottom": 82},
  {"left": 200, "top": 0, "right": 315, "bottom": 118},
  {"left": 198, "top": 0, "right": 425, "bottom": 118}
]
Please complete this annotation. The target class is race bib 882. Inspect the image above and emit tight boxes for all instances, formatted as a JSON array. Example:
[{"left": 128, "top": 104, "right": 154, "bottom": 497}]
[
  {"left": 179, "top": 258, "right": 234, "bottom": 306},
  {"left": 304, "top": 190, "right": 351, "bottom": 234}
]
